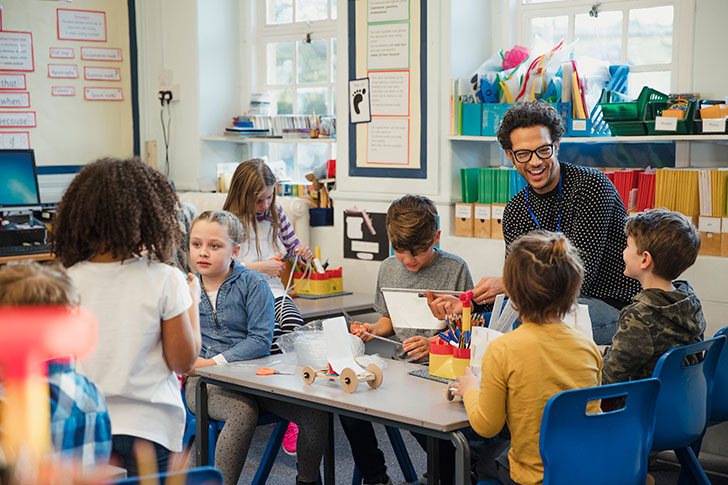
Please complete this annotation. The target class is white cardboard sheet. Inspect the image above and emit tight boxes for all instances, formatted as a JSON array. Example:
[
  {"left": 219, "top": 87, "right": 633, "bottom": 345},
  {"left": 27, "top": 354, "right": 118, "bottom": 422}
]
[
  {"left": 323, "top": 317, "right": 365, "bottom": 374},
  {"left": 381, "top": 288, "right": 449, "bottom": 330}
]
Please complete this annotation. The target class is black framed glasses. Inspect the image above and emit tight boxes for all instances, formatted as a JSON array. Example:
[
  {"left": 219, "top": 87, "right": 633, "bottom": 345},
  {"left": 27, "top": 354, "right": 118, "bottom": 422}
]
[{"left": 510, "top": 144, "right": 554, "bottom": 164}]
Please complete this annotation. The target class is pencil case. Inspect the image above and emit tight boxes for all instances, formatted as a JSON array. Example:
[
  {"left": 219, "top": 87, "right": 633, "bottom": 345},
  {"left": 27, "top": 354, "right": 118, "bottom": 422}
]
[{"left": 428, "top": 339, "right": 471, "bottom": 380}]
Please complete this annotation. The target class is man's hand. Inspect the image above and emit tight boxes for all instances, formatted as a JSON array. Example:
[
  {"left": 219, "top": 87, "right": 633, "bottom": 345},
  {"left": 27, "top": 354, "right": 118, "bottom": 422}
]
[
  {"left": 425, "top": 290, "right": 461, "bottom": 320},
  {"left": 472, "top": 277, "right": 506, "bottom": 305}
]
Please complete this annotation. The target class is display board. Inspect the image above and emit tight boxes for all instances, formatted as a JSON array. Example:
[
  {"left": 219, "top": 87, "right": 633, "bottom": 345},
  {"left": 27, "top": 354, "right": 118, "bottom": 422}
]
[
  {"left": 0, "top": 0, "right": 133, "bottom": 167},
  {"left": 348, "top": 0, "right": 427, "bottom": 179}
]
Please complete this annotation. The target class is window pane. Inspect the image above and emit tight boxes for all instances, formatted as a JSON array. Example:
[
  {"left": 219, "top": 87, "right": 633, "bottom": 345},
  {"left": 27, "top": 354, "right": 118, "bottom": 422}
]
[
  {"left": 297, "top": 87, "right": 328, "bottom": 115},
  {"left": 294, "top": 144, "right": 330, "bottom": 183},
  {"left": 331, "top": 38, "right": 337, "bottom": 83},
  {"left": 266, "top": 144, "right": 296, "bottom": 181},
  {"left": 332, "top": 0, "right": 337, "bottom": 20},
  {"left": 574, "top": 11, "right": 622, "bottom": 63},
  {"left": 267, "top": 42, "right": 293, "bottom": 85},
  {"left": 628, "top": 6, "right": 673, "bottom": 65},
  {"left": 296, "top": 0, "right": 328, "bottom": 22},
  {"left": 267, "top": 0, "right": 293, "bottom": 24},
  {"left": 270, "top": 89, "right": 294, "bottom": 114},
  {"left": 297, "top": 39, "right": 328, "bottom": 83},
  {"left": 522, "top": 0, "right": 562, "bottom": 4},
  {"left": 627, "top": 71, "right": 671, "bottom": 99},
  {"left": 529, "top": 16, "right": 568, "bottom": 50}
]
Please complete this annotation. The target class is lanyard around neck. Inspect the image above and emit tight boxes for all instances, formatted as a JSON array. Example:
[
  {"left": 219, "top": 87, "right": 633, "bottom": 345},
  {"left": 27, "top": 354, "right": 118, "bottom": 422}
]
[{"left": 526, "top": 173, "right": 562, "bottom": 232}]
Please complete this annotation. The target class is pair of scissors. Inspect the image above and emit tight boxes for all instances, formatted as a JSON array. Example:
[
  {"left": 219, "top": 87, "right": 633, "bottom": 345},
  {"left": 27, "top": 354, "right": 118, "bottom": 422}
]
[{"left": 256, "top": 367, "right": 293, "bottom": 376}]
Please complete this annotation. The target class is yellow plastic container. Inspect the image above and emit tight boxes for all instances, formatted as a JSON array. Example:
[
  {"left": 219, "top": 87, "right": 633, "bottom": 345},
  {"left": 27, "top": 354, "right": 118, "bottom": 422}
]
[{"left": 429, "top": 340, "right": 455, "bottom": 379}]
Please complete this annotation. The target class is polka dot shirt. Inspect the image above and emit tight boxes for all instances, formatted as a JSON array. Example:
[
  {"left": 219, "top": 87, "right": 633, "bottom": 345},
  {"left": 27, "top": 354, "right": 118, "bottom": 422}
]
[{"left": 503, "top": 161, "right": 641, "bottom": 306}]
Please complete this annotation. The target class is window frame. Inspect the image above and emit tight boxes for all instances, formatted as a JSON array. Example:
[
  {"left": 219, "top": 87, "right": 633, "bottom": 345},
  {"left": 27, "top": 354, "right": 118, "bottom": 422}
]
[
  {"left": 256, "top": 0, "right": 338, "bottom": 116},
  {"left": 513, "top": 0, "right": 695, "bottom": 93}
]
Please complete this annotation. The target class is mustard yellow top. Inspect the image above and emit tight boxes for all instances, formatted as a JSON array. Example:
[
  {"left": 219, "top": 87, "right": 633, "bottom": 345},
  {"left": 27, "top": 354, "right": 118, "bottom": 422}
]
[{"left": 464, "top": 322, "right": 602, "bottom": 485}]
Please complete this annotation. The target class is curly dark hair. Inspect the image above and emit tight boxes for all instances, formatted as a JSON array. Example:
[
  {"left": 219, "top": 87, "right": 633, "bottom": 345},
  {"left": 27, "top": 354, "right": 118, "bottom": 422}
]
[
  {"left": 497, "top": 101, "right": 566, "bottom": 151},
  {"left": 52, "top": 157, "right": 181, "bottom": 267}
]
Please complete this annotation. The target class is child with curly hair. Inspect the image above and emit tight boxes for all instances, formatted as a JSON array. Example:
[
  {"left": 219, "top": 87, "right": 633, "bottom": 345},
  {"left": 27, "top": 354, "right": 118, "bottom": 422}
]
[{"left": 52, "top": 157, "right": 202, "bottom": 476}]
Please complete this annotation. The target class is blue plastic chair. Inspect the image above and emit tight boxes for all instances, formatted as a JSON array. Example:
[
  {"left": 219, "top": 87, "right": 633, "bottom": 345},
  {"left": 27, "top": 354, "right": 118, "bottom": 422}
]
[
  {"left": 709, "top": 327, "right": 728, "bottom": 423},
  {"left": 539, "top": 378, "right": 661, "bottom": 485},
  {"left": 650, "top": 335, "right": 726, "bottom": 485},
  {"left": 108, "top": 466, "right": 222, "bottom": 484},
  {"left": 351, "top": 426, "right": 418, "bottom": 484},
  {"left": 181, "top": 388, "right": 289, "bottom": 485}
]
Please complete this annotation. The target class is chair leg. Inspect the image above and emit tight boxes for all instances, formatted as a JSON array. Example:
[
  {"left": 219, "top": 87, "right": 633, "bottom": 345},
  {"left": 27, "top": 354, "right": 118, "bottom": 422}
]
[
  {"left": 385, "top": 426, "right": 418, "bottom": 483},
  {"left": 252, "top": 421, "right": 288, "bottom": 485},
  {"left": 674, "top": 447, "right": 710, "bottom": 485}
]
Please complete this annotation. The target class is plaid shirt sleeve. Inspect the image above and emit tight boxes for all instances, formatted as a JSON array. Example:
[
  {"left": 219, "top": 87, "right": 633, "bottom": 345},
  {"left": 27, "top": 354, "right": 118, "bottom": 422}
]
[
  {"left": 276, "top": 204, "right": 301, "bottom": 259},
  {"left": 48, "top": 359, "right": 112, "bottom": 470}
]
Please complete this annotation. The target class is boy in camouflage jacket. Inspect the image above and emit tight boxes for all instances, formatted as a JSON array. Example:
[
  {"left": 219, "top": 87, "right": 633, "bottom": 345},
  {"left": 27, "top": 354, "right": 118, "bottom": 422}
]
[{"left": 602, "top": 209, "right": 705, "bottom": 384}]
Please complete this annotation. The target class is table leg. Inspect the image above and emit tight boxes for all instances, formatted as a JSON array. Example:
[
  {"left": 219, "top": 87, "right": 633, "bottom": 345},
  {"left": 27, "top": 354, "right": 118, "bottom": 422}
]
[
  {"left": 426, "top": 436, "right": 440, "bottom": 485},
  {"left": 450, "top": 430, "right": 470, "bottom": 485},
  {"left": 324, "top": 412, "right": 335, "bottom": 484},
  {"left": 195, "top": 379, "right": 209, "bottom": 467}
]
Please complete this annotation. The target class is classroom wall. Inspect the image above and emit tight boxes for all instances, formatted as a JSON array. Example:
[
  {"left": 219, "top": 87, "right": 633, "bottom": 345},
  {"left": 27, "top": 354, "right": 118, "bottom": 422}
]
[{"left": 134, "top": 0, "right": 728, "bottom": 336}]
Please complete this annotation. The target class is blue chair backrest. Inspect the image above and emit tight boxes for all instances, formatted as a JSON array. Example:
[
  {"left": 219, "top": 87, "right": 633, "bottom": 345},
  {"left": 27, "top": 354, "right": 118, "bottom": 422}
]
[
  {"left": 711, "top": 327, "right": 728, "bottom": 423},
  {"left": 109, "top": 466, "right": 222, "bottom": 484},
  {"left": 539, "top": 378, "right": 661, "bottom": 485},
  {"left": 651, "top": 335, "right": 726, "bottom": 451}
]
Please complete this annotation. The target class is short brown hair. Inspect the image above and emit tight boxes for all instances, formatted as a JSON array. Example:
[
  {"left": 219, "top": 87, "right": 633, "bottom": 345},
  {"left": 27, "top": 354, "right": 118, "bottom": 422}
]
[
  {"left": 386, "top": 195, "right": 439, "bottom": 255},
  {"left": 0, "top": 261, "right": 79, "bottom": 306},
  {"left": 503, "top": 231, "right": 584, "bottom": 324},
  {"left": 625, "top": 209, "right": 701, "bottom": 280}
]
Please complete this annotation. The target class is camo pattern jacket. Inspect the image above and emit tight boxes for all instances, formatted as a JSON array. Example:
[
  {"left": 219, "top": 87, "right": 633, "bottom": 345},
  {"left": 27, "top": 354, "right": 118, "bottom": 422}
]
[{"left": 602, "top": 280, "right": 705, "bottom": 385}]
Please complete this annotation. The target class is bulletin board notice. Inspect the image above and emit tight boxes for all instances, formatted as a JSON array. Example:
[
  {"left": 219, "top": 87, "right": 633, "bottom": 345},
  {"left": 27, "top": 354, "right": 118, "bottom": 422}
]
[
  {"left": 0, "top": 0, "right": 133, "bottom": 165},
  {"left": 348, "top": 0, "right": 427, "bottom": 179}
]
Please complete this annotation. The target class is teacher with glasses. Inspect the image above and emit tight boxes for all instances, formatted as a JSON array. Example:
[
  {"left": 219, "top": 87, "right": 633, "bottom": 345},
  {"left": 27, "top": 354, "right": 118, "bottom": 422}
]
[{"left": 434, "top": 101, "right": 640, "bottom": 344}]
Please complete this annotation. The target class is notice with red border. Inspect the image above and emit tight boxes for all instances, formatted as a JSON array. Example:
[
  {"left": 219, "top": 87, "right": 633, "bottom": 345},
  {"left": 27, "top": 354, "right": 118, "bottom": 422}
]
[
  {"left": 0, "top": 31, "right": 34, "bottom": 71},
  {"left": 0, "top": 73, "right": 26, "bottom": 90},
  {"left": 0, "top": 131, "right": 30, "bottom": 149},
  {"left": 81, "top": 46, "right": 121, "bottom": 61},
  {"left": 84, "top": 87, "right": 122, "bottom": 101},
  {"left": 0, "top": 111, "right": 36, "bottom": 128},
  {"left": 84, "top": 66, "right": 120, "bottom": 81},
  {"left": 48, "top": 63, "right": 78, "bottom": 79},
  {"left": 51, "top": 86, "right": 75, "bottom": 97},
  {"left": 0, "top": 92, "right": 30, "bottom": 108},
  {"left": 50, "top": 47, "right": 74, "bottom": 59},
  {"left": 57, "top": 9, "right": 107, "bottom": 42}
]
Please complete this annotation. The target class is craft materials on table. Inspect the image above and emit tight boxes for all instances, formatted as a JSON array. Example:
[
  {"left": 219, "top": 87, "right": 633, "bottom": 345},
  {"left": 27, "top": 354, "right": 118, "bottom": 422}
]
[{"left": 256, "top": 367, "right": 293, "bottom": 376}]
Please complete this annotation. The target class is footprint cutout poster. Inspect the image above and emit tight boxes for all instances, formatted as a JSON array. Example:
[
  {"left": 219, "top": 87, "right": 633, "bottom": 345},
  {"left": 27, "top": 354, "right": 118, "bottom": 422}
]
[{"left": 349, "top": 77, "right": 371, "bottom": 124}]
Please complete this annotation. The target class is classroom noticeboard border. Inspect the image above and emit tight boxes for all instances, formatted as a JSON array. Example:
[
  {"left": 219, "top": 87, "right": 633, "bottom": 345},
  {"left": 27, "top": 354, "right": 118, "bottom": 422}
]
[{"left": 347, "top": 0, "right": 427, "bottom": 179}]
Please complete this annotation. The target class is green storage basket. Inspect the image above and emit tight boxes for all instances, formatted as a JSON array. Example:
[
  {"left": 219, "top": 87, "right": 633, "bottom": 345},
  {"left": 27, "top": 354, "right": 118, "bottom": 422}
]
[
  {"left": 644, "top": 100, "right": 696, "bottom": 135},
  {"left": 607, "top": 121, "right": 648, "bottom": 136},
  {"left": 600, "top": 86, "right": 668, "bottom": 122}
]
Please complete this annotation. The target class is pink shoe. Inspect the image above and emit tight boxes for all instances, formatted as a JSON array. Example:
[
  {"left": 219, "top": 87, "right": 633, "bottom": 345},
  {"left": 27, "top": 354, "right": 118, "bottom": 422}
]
[{"left": 282, "top": 422, "right": 298, "bottom": 456}]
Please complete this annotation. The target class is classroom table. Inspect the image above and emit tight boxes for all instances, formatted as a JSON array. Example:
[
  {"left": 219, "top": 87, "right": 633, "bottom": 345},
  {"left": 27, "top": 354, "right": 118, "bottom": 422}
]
[
  {"left": 195, "top": 356, "right": 471, "bottom": 485},
  {"left": 0, "top": 252, "right": 54, "bottom": 265},
  {"left": 294, "top": 292, "right": 375, "bottom": 322}
]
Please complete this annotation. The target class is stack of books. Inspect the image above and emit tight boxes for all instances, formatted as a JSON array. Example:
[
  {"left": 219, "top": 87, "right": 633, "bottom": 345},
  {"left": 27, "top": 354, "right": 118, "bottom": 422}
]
[{"left": 224, "top": 126, "right": 270, "bottom": 137}]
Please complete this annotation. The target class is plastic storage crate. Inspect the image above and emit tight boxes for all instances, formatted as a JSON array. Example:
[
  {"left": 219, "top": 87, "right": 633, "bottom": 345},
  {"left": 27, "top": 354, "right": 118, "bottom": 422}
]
[
  {"left": 644, "top": 100, "right": 696, "bottom": 135},
  {"left": 693, "top": 100, "right": 728, "bottom": 134},
  {"left": 600, "top": 86, "right": 669, "bottom": 122}
]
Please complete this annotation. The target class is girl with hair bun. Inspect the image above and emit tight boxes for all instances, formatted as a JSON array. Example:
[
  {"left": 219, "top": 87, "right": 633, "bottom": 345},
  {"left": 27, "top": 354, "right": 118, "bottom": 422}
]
[{"left": 451, "top": 230, "right": 602, "bottom": 485}]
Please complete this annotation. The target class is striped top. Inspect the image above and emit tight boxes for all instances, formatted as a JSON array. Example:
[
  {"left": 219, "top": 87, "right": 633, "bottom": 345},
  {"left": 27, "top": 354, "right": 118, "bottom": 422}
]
[{"left": 256, "top": 203, "right": 300, "bottom": 259}]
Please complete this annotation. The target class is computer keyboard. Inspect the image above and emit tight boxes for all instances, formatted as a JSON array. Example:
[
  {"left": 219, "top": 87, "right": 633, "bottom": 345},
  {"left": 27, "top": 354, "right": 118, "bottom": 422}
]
[{"left": 0, "top": 243, "right": 52, "bottom": 257}]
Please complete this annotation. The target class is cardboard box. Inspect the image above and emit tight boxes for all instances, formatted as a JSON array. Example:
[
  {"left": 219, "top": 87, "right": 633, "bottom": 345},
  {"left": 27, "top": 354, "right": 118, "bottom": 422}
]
[
  {"left": 722, "top": 217, "right": 728, "bottom": 257},
  {"left": 454, "top": 203, "right": 474, "bottom": 237},
  {"left": 698, "top": 216, "right": 722, "bottom": 256},
  {"left": 491, "top": 203, "right": 506, "bottom": 240},
  {"left": 473, "top": 203, "right": 491, "bottom": 238}
]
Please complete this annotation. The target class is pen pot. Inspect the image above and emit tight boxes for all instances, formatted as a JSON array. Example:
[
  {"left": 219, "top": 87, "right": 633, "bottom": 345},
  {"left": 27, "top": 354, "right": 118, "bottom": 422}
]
[
  {"left": 429, "top": 339, "right": 455, "bottom": 379},
  {"left": 451, "top": 348, "right": 471, "bottom": 378}
]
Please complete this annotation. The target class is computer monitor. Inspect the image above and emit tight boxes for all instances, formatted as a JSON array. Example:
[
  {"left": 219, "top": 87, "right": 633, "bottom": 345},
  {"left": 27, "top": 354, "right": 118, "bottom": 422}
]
[{"left": 0, "top": 149, "right": 41, "bottom": 213}]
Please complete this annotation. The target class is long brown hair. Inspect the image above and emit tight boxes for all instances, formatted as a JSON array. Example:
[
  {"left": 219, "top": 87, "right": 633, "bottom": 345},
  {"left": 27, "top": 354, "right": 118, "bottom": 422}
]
[
  {"left": 52, "top": 157, "right": 181, "bottom": 267},
  {"left": 503, "top": 231, "right": 584, "bottom": 324},
  {"left": 222, "top": 158, "right": 279, "bottom": 259}
]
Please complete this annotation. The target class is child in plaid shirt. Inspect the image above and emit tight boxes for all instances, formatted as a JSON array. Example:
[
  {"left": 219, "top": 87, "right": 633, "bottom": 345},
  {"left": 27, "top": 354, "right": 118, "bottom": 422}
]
[{"left": 0, "top": 261, "right": 112, "bottom": 470}]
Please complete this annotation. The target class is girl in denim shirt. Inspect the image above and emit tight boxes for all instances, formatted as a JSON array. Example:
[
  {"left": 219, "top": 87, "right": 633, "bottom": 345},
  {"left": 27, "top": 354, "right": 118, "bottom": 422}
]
[{"left": 183, "top": 210, "right": 327, "bottom": 485}]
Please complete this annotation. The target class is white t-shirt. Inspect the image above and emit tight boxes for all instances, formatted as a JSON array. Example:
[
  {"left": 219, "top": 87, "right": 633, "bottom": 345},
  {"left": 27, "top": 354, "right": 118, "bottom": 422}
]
[
  {"left": 68, "top": 258, "right": 192, "bottom": 452},
  {"left": 237, "top": 219, "right": 286, "bottom": 297}
]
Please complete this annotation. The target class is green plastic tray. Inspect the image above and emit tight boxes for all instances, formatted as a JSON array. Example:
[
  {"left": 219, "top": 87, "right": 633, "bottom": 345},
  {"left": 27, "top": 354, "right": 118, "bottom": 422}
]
[{"left": 600, "top": 87, "right": 668, "bottom": 122}]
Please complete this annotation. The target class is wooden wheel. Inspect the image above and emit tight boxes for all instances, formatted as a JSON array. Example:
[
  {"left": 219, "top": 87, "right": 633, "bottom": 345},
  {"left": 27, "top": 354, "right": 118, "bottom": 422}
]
[
  {"left": 302, "top": 366, "right": 316, "bottom": 385},
  {"left": 340, "top": 367, "right": 358, "bottom": 393},
  {"left": 446, "top": 385, "right": 455, "bottom": 401},
  {"left": 365, "top": 363, "right": 383, "bottom": 389}
]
